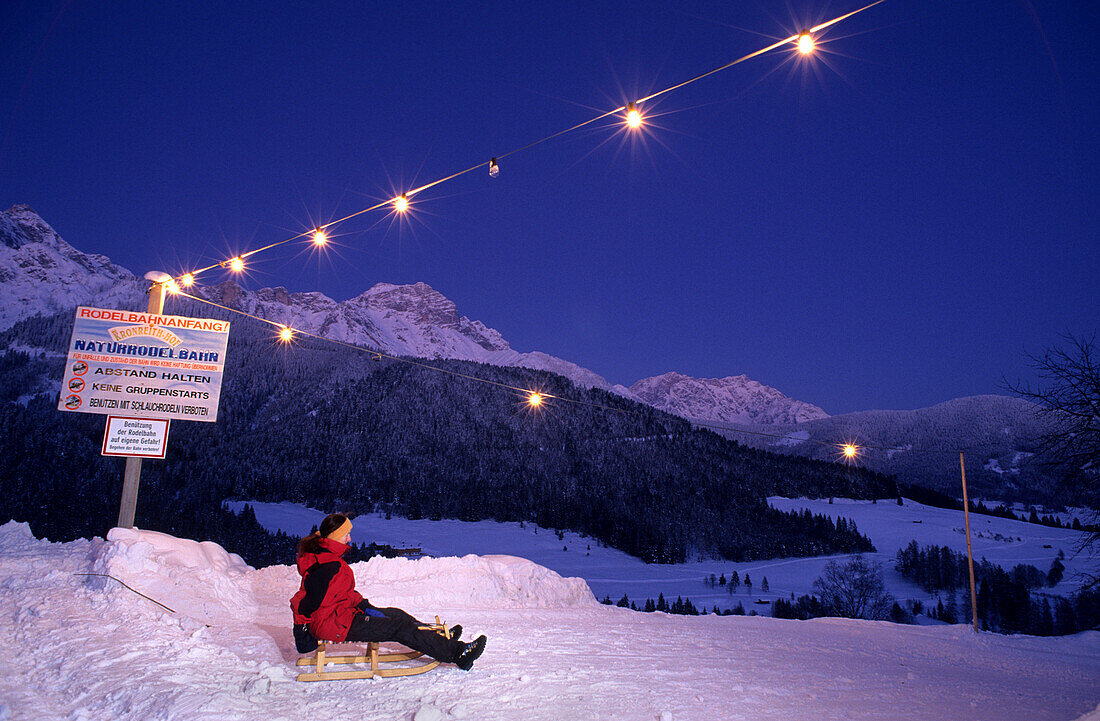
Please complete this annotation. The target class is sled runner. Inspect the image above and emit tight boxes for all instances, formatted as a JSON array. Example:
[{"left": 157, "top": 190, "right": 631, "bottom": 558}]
[{"left": 295, "top": 616, "right": 453, "bottom": 681}]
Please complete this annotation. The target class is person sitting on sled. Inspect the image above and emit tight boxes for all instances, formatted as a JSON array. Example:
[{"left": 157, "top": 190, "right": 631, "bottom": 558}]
[{"left": 291, "top": 512, "right": 487, "bottom": 671}]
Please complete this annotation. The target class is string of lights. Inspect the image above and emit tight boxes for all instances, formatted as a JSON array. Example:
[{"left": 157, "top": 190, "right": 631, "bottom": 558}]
[
  {"left": 635, "top": 0, "right": 883, "bottom": 106},
  {"left": 146, "top": 2, "right": 909, "bottom": 466},
  {"left": 159, "top": 0, "right": 885, "bottom": 293}
]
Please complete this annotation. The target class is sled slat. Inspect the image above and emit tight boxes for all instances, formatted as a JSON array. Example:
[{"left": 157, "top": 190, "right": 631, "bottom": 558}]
[
  {"left": 296, "top": 649, "right": 424, "bottom": 665},
  {"left": 294, "top": 621, "right": 450, "bottom": 682}
]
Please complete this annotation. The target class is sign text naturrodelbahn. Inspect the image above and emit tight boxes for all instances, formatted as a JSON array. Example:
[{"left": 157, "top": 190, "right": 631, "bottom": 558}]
[{"left": 59, "top": 306, "right": 230, "bottom": 422}]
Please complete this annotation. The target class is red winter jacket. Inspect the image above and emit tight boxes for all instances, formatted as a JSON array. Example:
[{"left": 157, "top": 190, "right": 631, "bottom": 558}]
[{"left": 290, "top": 537, "right": 365, "bottom": 642}]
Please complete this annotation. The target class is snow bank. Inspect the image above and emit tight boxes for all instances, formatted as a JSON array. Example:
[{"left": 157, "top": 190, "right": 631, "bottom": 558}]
[
  {"left": 353, "top": 553, "right": 598, "bottom": 610},
  {"left": 0, "top": 520, "right": 43, "bottom": 551},
  {"left": 91, "top": 527, "right": 255, "bottom": 624},
  {"left": 252, "top": 552, "right": 598, "bottom": 617},
  {"left": 87, "top": 527, "right": 594, "bottom": 629}
]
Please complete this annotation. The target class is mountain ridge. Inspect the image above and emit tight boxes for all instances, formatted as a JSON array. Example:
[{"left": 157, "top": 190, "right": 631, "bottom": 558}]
[
  {"left": 630, "top": 371, "right": 829, "bottom": 425},
  {"left": 0, "top": 204, "right": 827, "bottom": 425}
]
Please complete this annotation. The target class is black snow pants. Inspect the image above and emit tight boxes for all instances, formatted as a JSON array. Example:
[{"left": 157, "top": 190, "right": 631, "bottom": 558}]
[{"left": 344, "top": 605, "right": 460, "bottom": 663}]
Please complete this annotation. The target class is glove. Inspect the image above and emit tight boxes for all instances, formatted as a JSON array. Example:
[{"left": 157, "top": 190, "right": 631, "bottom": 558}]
[
  {"left": 357, "top": 599, "right": 386, "bottom": 618},
  {"left": 293, "top": 623, "right": 317, "bottom": 653}
]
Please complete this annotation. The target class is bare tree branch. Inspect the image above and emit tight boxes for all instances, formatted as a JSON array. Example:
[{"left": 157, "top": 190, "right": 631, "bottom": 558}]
[{"left": 1004, "top": 334, "right": 1100, "bottom": 586}]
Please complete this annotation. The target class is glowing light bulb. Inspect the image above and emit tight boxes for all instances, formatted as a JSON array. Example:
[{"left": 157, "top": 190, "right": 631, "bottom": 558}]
[
  {"left": 229, "top": 257, "right": 244, "bottom": 272},
  {"left": 843, "top": 444, "right": 858, "bottom": 459},
  {"left": 394, "top": 194, "right": 409, "bottom": 213},
  {"left": 279, "top": 326, "right": 293, "bottom": 343},
  {"left": 489, "top": 158, "right": 500, "bottom": 178},
  {"left": 312, "top": 229, "right": 328, "bottom": 246},
  {"left": 527, "top": 392, "right": 543, "bottom": 408},
  {"left": 165, "top": 279, "right": 180, "bottom": 294},
  {"left": 797, "top": 31, "right": 815, "bottom": 55},
  {"left": 181, "top": 273, "right": 195, "bottom": 287},
  {"left": 625, "top": 102, "right": 642, "bottom": 129}
]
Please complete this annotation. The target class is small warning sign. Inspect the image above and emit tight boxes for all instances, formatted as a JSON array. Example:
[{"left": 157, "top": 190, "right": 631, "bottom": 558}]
[{"left": 102, "top": 416, "right": 170, "bottom": 458}]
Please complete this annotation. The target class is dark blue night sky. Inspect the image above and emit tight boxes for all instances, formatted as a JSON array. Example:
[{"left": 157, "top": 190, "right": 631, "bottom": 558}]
[{"left": 2, "top": 1, "right": 1096, "bottom": 413}]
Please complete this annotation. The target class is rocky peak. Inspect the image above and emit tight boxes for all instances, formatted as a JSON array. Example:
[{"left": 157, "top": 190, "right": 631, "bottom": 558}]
[
  {"left": 0, "top": 205, "right": 142, "bottom": 329},
  {"left": 207, "top": 281, "right": 244, "bottom": 307},
  {"left": 361, "top": 282, "right": 456, "bottom": 321},
  {"left": 630, "top": 371, "right": 830, "bottom": 426},
  {"left": 355, "top": 281, "right": 509, "bottom": 352},
  {"left": 1, "top": 205, "right": 63, "bottom": 250}
]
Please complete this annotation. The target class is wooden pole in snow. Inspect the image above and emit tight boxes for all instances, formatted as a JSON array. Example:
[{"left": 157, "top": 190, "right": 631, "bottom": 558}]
[
  {"left": 959, "top": 452, "right": 980, "bottom": 633},
  {"left": 116, "top": 273, "right": 168, "bottom": 529}
]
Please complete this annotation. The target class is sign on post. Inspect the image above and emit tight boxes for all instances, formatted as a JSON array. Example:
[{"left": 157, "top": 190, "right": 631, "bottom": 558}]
[
  {"left": 58, "top": 306, "right": 230, "bottom": 422},
  {"left": 102, "top": 416, "right": 170, "bottom": 458}
]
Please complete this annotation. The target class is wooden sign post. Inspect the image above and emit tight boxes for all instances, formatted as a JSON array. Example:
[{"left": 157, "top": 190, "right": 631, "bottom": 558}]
[
  {"left": 59, "top": 272, "right": 230, "bottom": 532},
  {"left": 117, "top": 273, "right": 168, "bottom": 528}
]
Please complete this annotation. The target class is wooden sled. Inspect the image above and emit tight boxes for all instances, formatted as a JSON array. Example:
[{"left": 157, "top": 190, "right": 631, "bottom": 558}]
[{"left": 295, "top": 616, "right": 452, "bottom": 682}]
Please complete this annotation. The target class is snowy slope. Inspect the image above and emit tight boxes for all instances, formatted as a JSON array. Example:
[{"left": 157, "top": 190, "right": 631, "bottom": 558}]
[
  {"left": 229, "top": 499, "right": 1093, "bottom": 615},
  {"left": 1, "top": 521, "right": 1097, "bottom": 721},
  {"left": 630, "top": 371, "right": 829, "bottom": 425}
]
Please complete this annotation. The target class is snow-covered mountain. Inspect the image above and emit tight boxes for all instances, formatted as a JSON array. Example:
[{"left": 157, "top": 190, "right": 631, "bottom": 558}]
[
  {"left": 0, "top": 205, "right": 145, "bottom": 327},
  {"left": 0, "top": 205, "right": 1050, "bottom": 450},
  {"left": 1, "top": 204, "right": 823, "bottom": 421},
  {"left": 205, "top": 280, "right": 511, "bottom": 357},
  {"left": 630, "top": 371, "right": 830, "bottom": 425},
  {"left": 0, "top": 205, "right": 631, "bottom": 397},
  {"left": 192, "top": 280, "right": 635, "bottom": 396}
]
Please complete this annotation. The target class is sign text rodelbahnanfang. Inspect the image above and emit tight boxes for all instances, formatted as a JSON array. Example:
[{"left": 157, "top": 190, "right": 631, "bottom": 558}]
[{"left": 58, "top": 306, "right": 230, "bottom": 422}]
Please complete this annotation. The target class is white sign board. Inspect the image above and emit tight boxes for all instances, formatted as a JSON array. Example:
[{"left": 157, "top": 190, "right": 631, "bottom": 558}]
[
  {"left": 102, "top": 416, "right": 170, "bottom": 458},
  {"left": 58, "top": 306, "right": 230, "bottom": 422}
]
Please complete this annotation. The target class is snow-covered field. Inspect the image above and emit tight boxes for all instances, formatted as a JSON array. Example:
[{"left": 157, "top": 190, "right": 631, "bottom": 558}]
[
  {"left": 1, "top": 521, "right": 1097, "bottom": 721},
  {"left": 768, "top": 497, "right": 1090, "bottom": 599},
  {"left": 228, "top": 497, "right": 1092, "bottom": 612}
]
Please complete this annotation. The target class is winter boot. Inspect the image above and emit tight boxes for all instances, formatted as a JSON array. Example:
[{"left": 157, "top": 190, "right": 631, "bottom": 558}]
[
  {"left": 448, "top": 624, "right": 463, "bottom": 642},
  {"left": 455, "top": 635, "right": 487, "bottom": 671}
]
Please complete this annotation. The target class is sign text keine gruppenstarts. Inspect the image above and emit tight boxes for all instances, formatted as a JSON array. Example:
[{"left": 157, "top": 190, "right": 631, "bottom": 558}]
[{"left": 58, "top": 306, "right": 230, "bottom": 422}]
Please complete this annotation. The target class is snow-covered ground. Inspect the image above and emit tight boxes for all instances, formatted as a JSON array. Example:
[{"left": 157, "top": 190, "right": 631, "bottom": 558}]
[
  {"left": 1, "top": 521, "right": 1097, "bottom": 721},
  {"left": 768, "top": 497, "right": 1091, "bottom": 603},
  {"left": 228, "top": 497, "right": 1093, "bottom": 612}
]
